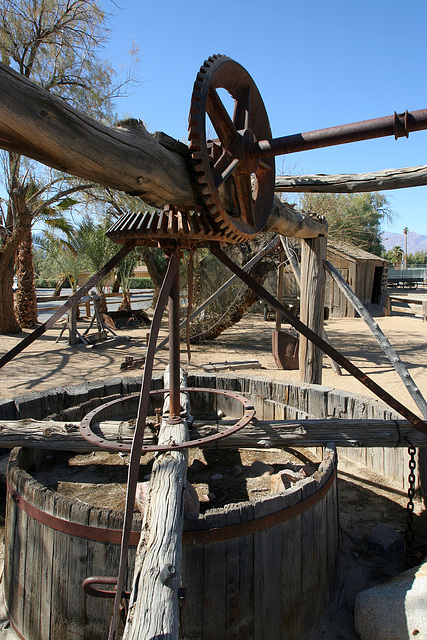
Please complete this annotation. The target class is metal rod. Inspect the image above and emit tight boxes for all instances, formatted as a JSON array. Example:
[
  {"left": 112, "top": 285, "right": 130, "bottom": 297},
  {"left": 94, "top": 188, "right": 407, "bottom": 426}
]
[
  {"left": 169, "top": 262, "right": 181, "bottom": 417},
  {"left": 211, "top": 244, "right": 427, "bottom": 436},
  {"left": 249, "top": 109, "right": 427, "bottom": 159},
  {"left": 108, "top": 252, "right": 180, "bottom": 640}
]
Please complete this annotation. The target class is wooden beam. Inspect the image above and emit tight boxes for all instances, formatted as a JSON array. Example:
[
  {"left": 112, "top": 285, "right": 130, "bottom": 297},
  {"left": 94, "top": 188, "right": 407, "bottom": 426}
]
[
  {"left": 0, "top": 62, "right": 195, "bottom": 208},
  {"left": 0, "top": 62, "right": 327, "bottom": 238},
  {"left": 264, "top": 197, "right": 328, "bottom": 237},
  {"left": 275, "top": 165, "right": 427, "bottom": 193},
  {"left": 2, "top": 417, "right": 427, "bottom": 449},
  {"left": 280, "top": 237, "right": 342, "bottom": 376},
  {"left": 299, "top": 237, "right": 327, "bottom": 383}
]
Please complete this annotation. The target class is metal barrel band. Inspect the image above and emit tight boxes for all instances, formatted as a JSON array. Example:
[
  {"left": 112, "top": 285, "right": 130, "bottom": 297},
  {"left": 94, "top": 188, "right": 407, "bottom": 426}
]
[
  {"left": 6, "top": 478, "right": 142, "bottom": 545},
  {"left": 6, "top": 466, "right": 335, "bottom": 546},
  {"left": 183, "top": 468, "right": 336, "bottom": 545}
]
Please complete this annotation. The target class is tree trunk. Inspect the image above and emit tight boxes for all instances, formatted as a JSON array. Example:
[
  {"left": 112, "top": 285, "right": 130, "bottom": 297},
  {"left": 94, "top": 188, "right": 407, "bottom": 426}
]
[
  {"left": 0, "top": 258, "right": 21, "bottom": 334},
  {"left": 112, "top": 273, "right": 121, "bottom": 293},
  {"left": 15, "top": 231, "right": 38, "bottom": 328},
  {"left": 140, "top": 249, "right": 167, "bottom": 307},
  {"left": 118, "top": 290, "right": 132, "bottom": 312},
  {"left": 191, "top": 243, "right": 277, "bottom": 341}
]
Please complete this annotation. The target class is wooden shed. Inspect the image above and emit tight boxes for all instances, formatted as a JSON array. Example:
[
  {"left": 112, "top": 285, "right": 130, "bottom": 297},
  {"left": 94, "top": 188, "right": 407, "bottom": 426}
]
[
  {"left": 272, "top": 239, "right": 388, "bottom": 319},
  {"left": 325, "top": 240, "right": 388, "bottom": 317}
]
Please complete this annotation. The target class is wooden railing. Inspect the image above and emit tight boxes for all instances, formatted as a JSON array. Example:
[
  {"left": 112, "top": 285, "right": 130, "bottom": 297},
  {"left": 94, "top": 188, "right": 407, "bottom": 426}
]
[{"left": 385, "top": 294, "right": 427, "bottom": 320}]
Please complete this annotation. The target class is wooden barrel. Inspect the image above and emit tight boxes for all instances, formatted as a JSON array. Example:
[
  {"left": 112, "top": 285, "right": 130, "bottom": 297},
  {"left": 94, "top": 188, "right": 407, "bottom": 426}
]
[{"left": 5, "top": 440, "right": 338, "bottom": 640}]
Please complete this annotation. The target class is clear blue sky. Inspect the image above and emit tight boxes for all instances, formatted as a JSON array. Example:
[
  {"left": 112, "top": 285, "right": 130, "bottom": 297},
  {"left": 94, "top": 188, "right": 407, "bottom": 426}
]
[{"left": 102, "top": 0, "right": 427, "bottom": 235}]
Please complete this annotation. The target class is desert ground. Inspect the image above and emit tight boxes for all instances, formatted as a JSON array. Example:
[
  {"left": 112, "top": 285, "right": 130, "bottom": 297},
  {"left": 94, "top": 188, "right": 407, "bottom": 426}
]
[{"left": 0, "top": 293, "right": 426, "bottom": 639}]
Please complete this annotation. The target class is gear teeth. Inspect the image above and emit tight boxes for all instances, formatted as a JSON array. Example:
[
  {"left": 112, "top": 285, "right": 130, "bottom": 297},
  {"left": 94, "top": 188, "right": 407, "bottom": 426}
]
[{"left": 188, "top": 54, "right": 263, "bottom": 244}]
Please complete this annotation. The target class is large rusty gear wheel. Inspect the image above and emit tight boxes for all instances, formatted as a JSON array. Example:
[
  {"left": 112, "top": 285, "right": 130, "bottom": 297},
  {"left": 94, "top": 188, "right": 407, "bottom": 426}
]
[{"left": 188, "top": 54, "right": 275, "bottom": 242}]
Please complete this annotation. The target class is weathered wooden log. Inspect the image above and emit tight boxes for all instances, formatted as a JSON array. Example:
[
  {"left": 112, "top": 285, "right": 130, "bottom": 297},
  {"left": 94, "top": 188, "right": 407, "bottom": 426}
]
[
  {"left": 264, "top": 197, "right": 328, "bottom": 237},
  {"left": 324, "top": 260, "right": 427, "bottom": 420},
  {"left": 122, "top": 369, "right": 190, "bottom": 640},
  {"left": 299, "top": 237, "right": 327, "bottom": 383},
  {"left": 275, "top": 165, "right": 427, "bottom": 193},
  {"left": 2, "top": 417, "right": 427, "bottom": 449},
  {"left": 0, "top": 62, "right": 194, "bottom": 208},
  {"left": 0, "top": 62, "right": 328, "bottom": 238}
]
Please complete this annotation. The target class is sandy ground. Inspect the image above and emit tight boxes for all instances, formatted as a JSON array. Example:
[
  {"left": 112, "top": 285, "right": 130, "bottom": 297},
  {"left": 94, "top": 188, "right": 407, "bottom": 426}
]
[{"left": 0, "top": 299, "right": 426, "bottom": 638}]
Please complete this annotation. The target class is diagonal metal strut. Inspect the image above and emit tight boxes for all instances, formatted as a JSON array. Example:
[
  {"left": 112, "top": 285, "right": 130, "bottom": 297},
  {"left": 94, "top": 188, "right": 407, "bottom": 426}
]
[
  {"left": 0, "top": 242, "right": 136, "bottom": 369},
  {"left": 211, "top": 244, "right": 427, "bottom": 436}
]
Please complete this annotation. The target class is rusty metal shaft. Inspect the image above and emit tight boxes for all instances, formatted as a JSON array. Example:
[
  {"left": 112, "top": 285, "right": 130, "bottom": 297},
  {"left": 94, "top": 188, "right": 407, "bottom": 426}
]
[
  {"left": 168, "top": 264, "right": 181, "bottom": 417},
  {"left": 249, "top": 109, "right": 427, "bottom": 159}
]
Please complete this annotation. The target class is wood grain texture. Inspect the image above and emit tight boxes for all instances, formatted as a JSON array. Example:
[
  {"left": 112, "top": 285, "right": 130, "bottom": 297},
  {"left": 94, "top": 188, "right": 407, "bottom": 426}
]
[
  {"left": 0, "top": 63, "right": 195, "bottom": 208},
  {"left": 122, "top": 371, "right": 189, "bottom": 640},
  {"left": 275, "top": 165, "right": 427, "bottom": 193},
  {"left": 300, "top": 237, "right": 327, "bottom": 384}
]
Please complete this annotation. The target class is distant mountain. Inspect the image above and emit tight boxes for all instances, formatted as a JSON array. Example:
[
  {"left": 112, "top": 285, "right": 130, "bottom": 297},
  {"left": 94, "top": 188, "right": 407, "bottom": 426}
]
[{"left": 381, "top": 231, "right": 427, "bottom": 254}]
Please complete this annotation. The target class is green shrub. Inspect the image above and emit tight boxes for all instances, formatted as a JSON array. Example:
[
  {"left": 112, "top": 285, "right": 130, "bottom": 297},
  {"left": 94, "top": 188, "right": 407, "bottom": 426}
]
[
  {"left": 129, "top": 277, "right": 153, "bottom": 289},
  {"left": 35, "top": 278, "right": 58, "bottom": 288}
]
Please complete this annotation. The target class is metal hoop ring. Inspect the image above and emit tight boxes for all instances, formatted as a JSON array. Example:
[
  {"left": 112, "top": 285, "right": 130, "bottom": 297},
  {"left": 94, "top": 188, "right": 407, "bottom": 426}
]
[{"left": 79, "top": 387, "right": 256, "bottom": 453}]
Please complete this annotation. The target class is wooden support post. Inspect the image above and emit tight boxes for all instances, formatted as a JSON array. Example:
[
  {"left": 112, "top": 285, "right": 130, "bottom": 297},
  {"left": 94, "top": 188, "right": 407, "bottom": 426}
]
[
  {"left": 275, "top": 250, "right": 285, "bottom": 332},
  {"left": 423, "top": 300, "right": 427, "bottom": 322},
  {"left": 122, "top": 369, "right": 190, "bottom": 640},
  {"left": 67, "top": 305, "right": 78, "bottom": 345},
  {"left": 281, "top": 237, "right": 341, "bottom": 376},
  {"left": 299, "top": 237, "right": 327, "bottom": 384}
]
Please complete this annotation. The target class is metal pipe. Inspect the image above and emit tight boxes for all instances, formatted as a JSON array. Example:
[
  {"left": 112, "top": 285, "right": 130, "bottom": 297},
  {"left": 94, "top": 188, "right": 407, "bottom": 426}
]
[
  {"left": 250, "top": 109, "right": 427, "bottom": 159},
  {"left": 169, "top": 264, "right": 181, "bottom": 418}
]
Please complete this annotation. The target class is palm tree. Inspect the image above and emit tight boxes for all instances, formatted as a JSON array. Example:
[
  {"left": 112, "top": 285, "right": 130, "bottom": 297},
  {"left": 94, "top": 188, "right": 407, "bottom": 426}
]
[
  {"left": 389, "top": 245, "right": 404, "bottom": 268},
  {"left": 403, "top": 227, "right": 409, "bottom": 269}
]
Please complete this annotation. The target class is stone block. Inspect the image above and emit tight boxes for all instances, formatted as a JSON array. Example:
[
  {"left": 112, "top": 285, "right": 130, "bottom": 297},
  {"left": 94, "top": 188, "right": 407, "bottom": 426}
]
[{"left": 355, "top": 559, "right": 427, "bottom": 639}]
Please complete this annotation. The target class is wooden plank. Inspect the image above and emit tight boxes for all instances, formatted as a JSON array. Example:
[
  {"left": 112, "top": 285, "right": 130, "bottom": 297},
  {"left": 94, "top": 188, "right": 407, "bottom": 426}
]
[
  {"left": 253, "top": 495, "right": 284, "bottom": 639},
  {"left": 24, "top": 480, "right": 43, "bottom": 640},
  {"left": 238, "top": 503, "right": 254, "bottom": 640},
  {"left": 49, "top": 495, "right": 72, "bottom": 639},
  {"left": 40, "top": 487, "right": 55, "bottom": 640},
  {"left": 225, "top": 506, "right": 241, "bottom": 640},
  {"left": 180, "top": 530, "right": 204, "bottom": 639},
  {"left": 300, "top": 478, "right": 328, "bottom": 636},
  {"left": 13, "top": 466, "right": 28, "bottom": 635},
  {"left": 85, "top": 506, "right": 112, "bottom": 638},
  {"left": 203, "top": 537, "right": 227, "bottom": 639},
  {"left": 281, "top": 491, "right": 302, "bottom": 639},
  {"left": 66, "top": 500, "right": 89, "bottom": 639},
  {"left": 326, "top": 473, "right": 339, "bottom": 603}
]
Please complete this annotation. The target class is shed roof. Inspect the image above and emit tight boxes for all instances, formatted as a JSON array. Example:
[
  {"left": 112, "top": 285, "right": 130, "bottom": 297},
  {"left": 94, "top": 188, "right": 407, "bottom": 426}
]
[{"left": 327, "top": 239, "right": 387, "bottom": 263}]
